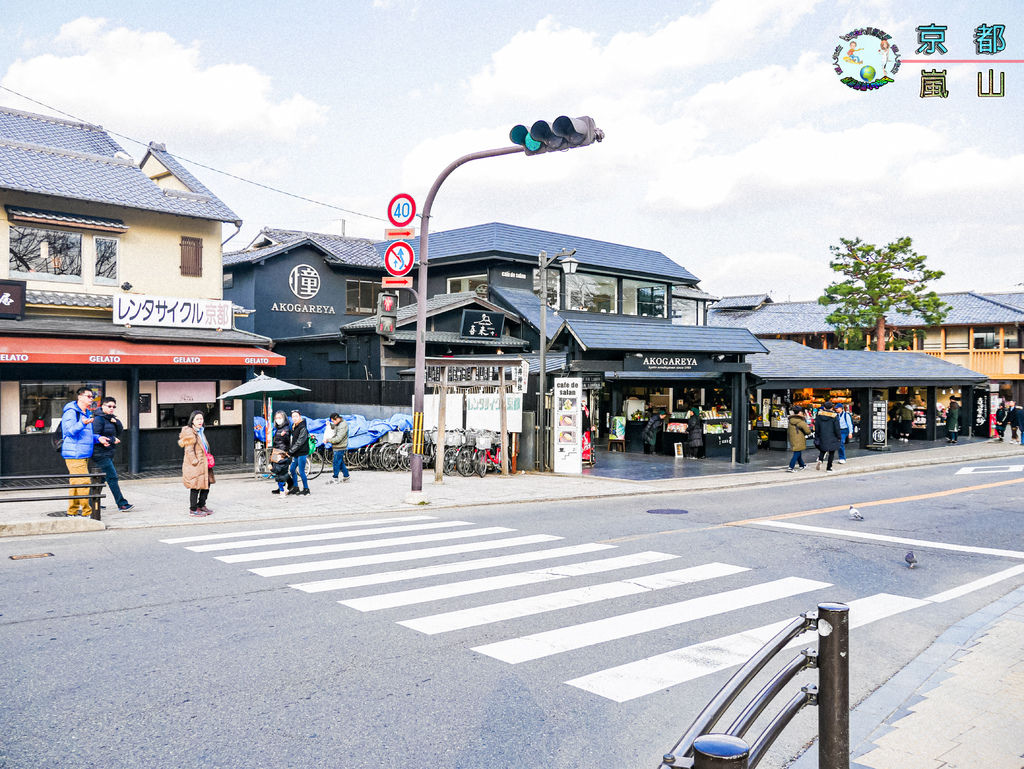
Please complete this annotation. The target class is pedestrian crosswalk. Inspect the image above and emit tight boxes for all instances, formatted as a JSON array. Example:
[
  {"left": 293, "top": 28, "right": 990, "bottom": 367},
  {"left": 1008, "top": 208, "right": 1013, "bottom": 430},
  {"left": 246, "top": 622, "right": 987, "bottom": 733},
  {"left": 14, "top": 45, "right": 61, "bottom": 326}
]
[{"left": 159, "top": 514, "right": 915, "bottom": 704}]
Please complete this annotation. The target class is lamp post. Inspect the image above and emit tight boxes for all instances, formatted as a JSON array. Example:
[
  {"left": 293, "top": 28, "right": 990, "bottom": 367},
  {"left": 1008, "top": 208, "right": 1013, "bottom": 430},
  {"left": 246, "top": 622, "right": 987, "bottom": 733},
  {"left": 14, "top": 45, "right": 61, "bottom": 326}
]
[{"left": 537, "top": 248, "right": 578, "bottom": 471}]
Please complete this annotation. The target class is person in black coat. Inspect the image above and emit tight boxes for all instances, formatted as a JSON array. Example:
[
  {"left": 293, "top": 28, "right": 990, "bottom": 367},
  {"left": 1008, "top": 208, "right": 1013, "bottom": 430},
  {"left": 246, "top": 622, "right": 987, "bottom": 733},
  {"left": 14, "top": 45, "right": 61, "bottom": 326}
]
[
  {"left": 92, "top": 396, "right": 132, "bottom": 510},
  {"left": 269, "top": 410, "right": 292, "bottom": 494},
  {"left": 814, "top": 403, "right": 843, "bottom": 472},
  {"left": 287, "top": 409, "right": 311, "bottom": 495},
  {"left": 686, "top": 407, "right": 704, "bottom": 458}
]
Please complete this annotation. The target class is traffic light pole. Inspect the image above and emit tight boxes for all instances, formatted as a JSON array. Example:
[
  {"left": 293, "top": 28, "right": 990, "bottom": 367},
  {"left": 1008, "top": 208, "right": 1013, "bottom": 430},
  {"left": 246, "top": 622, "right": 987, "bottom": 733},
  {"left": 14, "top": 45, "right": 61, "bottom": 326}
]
[{"left": 409, "top": 144, "right": 525, "bottom": 497}]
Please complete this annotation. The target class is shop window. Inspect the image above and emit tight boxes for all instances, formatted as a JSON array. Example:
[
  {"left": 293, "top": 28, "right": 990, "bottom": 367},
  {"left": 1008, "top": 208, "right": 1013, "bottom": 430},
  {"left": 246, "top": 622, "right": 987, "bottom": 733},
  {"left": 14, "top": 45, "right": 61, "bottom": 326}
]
[
  {"left": 566, "top": 272, "right": 617, "bottom": 313},
  {"left": 8, "top": 225, "right": 83, "bottom": 282},
  {"left": 19, "top": 381, "right": 103, "bottom": 434},
  {"left": 623, "top": 280, "right": 666, "bottom": 317},
  {"left": 532, "top": 268, "right": 560, "bottom": 309},
  {"left": 180, "top": 236, "right": 203, "bottom": 277},
  {"left": 673, "top": 299, "right": 698, "bottom": 325},
  {"left": 346, "top": 279, "right": 382, "bottom": 315},
  {"left": 973, "top": 327, "right": 998, "bottom": 349},
  {"left": 447, "top": 274, "right": 487, "bottom": 295},
  {"left": 94, "top": 236, "right": 118, "bottom": 282}
]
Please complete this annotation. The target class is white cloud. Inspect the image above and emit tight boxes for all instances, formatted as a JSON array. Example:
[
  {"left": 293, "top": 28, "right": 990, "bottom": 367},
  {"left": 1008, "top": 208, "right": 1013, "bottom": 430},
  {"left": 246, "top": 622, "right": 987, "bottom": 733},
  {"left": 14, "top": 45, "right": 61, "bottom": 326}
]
[
  {"left": 0, "top": 17, "right": 327, "bottom": 144},
  {"left": 467, "top": 0, "right": 820, "bottom": 104}
]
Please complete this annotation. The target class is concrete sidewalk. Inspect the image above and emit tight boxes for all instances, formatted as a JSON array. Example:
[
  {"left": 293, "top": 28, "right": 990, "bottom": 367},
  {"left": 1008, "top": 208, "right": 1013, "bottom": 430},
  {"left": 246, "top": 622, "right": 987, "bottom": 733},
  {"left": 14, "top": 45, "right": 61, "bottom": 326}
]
[{"left": 2, "top": 437, "right": 1022, "bottom": 537}]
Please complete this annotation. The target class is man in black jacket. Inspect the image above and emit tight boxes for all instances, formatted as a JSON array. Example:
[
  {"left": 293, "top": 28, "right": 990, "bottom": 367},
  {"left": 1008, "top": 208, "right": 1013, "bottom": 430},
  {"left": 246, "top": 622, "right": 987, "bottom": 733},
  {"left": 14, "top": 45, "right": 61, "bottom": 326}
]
[
  {"left": 287, "top": 409, "right": 311, "bottom": 496},
  {"left": 92, "top": 396, "right": 133, "bottom": 511},
  {"left": 814, "top": 403, "right": 843, "bottom": 473}
]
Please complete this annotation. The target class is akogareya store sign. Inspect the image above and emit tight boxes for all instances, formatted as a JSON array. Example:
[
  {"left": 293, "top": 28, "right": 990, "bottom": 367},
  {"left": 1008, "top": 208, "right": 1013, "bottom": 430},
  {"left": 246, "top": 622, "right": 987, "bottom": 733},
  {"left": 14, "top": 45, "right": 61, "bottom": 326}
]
[
  {"left": 270, "top": 264, "right": 337, "bottom": 314},
  {"left": 627, "top": 353, "right": 713, "bottom": 371}
]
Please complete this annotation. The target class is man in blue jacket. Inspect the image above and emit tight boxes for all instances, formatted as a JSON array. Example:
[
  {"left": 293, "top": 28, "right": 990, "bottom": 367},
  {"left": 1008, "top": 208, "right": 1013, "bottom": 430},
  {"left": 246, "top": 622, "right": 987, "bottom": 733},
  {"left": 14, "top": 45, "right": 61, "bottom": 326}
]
[{"left": 61, "top": 387, "right": 100, "bottom": 517}]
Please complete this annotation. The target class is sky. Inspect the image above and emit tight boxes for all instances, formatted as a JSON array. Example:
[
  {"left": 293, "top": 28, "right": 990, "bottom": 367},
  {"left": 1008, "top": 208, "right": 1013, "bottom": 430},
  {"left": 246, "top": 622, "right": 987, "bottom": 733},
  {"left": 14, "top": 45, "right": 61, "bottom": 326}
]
[{"left": 1, "top": 0, "right": 1022, "bottom": 301}]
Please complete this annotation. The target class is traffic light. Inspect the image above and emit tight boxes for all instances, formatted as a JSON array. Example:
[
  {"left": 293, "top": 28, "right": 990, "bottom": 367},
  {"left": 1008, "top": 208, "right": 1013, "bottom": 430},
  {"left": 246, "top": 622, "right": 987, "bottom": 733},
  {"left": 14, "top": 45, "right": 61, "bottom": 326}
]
[
  {"left": 509, "top": 116, "right": 604, "bottom": 156},
  {"left": 376, "top": 292, "right": 398, "bottom": 336}
]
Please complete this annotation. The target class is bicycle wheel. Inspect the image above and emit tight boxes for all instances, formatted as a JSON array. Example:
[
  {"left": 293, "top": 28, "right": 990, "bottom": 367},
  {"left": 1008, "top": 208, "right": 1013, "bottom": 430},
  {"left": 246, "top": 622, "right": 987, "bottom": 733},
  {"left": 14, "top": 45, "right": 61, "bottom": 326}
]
[
  {"left": 255, "top": 449, "right": 268, "bottom": 475},
  {"left": 397, "top": 444, "right": 412, "bottom": 471},
  {"left": 476, "top": 452, "right": 487, "bottom": 478},
  {"left": 443, "top": 447, "right": 458, "bottom": 475},
  {"left": 308, "top": 448, "right": 326, "bottom": 479},
  {"left": 456, "top": 448, "right": 478, "bottom": 477}
]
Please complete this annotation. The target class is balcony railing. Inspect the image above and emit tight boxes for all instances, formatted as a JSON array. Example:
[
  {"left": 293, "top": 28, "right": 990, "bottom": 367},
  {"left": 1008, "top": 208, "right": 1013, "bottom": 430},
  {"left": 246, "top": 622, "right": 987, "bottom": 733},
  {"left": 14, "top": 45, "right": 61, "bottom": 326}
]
[{"left": 905, "top": 348, "right": 1017, "bottom": 376}]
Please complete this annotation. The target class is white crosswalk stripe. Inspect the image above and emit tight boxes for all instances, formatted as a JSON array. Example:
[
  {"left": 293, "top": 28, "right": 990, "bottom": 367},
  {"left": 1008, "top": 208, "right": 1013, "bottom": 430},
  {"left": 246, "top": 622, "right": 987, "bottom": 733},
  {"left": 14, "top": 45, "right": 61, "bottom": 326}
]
[
  {"left": 165, "top": 515, "right": 995, "bottom": 706},
  {"left": 398, "top": 561, "right": 748, "bottom": 635},
  {"left": 216, "top": 526, "right": 517, "bottom": 564},
  {"left": 341, "top": 551, "right": 684, "bottom": 612}
]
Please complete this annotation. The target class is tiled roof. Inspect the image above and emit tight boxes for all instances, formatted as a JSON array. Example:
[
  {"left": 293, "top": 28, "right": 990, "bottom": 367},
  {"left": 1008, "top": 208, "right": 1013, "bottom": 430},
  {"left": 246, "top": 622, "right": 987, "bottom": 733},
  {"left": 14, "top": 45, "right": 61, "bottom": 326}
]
[
  {"left": 559, "top": 312, "right": 768, "bottom": 354},
  {"left": 0, "top": 107, "right": 239, "bottom": 224},
  {"left": 714, "top": 294, "right": 772, "bottom": 310},
  {"left": 489, "top": 285, "right": 560, "bottom": 340},
  {"left": 388, "top": 330, "right": 528, "bottom": 348},
  {"left": 27, "top": 290, "right": 113, "bottom": 308},
  {"left": 6, "top": 205, "right": 127, "bottom": 231},
  {"left": 673, "top": 285, "right": 719, "bottom": 301},
  {"left": 983, "top": 292, "right": 1024, "bottom": 310},
  {"left": 223, "top": 227, "right": 381, "bottom": 268},
  {"left": 709, "top": 292, "right": 1024, "bottom": 335},
  {"left": 343, "top": 291, "right": 517, "bottom": 330},
  {"left": 751, "top": 339, "right": 987, "bottom": 385},
  {"left": 375, "top": 222, "right": 700, "bottom": 283}
]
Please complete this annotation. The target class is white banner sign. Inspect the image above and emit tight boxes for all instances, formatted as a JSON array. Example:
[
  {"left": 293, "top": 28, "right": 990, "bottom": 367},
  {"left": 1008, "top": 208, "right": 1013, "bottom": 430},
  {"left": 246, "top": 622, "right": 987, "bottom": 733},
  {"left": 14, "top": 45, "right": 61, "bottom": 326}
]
[
  {"left": 157, "top": 380, "right": 217, "bottom": 404},
  {"left": 114, "top": 294, "right": 233, "bottom": 330},
  {"left": 422, "top": 394, "right": 465, "bottom": 430},
  {"left": 465, "top": 393, "right": 523, "bottom": 432},
  {"left": 553, "top": 377, "right": 582, "bottom": 474}
]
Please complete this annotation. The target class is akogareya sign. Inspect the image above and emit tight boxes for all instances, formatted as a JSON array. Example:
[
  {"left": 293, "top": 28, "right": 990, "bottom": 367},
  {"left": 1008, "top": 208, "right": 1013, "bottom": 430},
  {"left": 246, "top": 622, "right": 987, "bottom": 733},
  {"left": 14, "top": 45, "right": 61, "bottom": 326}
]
[
  {"left": 270, "top": 264, "right": 337, "bottom": 314},
  {"left": 628, "top": 353, "right": 712, "bottom": 371}
]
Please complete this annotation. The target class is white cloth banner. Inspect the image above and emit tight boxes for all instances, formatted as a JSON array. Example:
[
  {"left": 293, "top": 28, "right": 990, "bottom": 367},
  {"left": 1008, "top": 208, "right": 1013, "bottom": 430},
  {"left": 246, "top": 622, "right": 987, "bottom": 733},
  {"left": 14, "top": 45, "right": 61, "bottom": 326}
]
[
  {"left": 422, "top": 394, "right": 465, "bottom": 430},
  {"left": 114, "top": 294, "right": 233, "bottom": 330},
  {"left": 465, "top": 393, "right": 523, "bottom": 432}
]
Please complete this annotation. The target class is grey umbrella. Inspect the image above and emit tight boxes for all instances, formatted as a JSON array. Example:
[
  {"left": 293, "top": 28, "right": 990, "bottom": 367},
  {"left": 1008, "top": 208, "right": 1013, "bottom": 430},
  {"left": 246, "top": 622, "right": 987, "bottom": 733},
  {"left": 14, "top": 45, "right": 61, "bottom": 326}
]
[{"left": 218, "top": 375, "right": 311, "bottom": 463}]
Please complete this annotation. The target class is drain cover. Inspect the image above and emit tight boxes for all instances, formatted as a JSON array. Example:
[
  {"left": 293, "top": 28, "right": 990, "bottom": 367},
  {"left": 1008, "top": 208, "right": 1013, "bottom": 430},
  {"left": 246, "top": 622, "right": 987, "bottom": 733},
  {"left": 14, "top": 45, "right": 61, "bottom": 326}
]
[{"left": 647, "top": 509, "right": 689, "bottom": 515}]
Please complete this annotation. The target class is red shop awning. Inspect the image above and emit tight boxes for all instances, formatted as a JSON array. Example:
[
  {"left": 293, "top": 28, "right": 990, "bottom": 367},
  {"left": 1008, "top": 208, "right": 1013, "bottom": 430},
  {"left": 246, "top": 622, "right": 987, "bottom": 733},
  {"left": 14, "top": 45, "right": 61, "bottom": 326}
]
[{"left": 0, "top": 336, "right": 285, "bottom": 367}]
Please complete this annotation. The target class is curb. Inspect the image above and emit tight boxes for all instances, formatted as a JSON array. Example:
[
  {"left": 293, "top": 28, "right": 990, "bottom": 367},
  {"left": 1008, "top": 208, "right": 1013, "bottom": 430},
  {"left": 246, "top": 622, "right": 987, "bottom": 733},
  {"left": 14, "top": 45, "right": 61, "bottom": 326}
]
[{"left": 0, "top": 516, "right": 105, "bottom": 538}]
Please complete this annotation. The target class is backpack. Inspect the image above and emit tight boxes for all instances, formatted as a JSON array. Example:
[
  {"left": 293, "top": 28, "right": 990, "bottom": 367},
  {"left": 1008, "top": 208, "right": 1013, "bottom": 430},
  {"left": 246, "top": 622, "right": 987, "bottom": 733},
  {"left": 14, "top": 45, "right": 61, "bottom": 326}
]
[{"left": 53, "top": 424, "right": 64, "bottom": 453}]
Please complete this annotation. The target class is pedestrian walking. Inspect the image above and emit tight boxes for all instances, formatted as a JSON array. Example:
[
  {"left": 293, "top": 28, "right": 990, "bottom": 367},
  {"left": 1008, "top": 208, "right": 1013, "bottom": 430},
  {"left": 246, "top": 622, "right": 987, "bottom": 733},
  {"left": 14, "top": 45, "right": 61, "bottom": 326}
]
[
  {"left": 92, "top": 396, "right": 133, "bottom": 511},
  {"left": 324, "top": 412, "right": 350, "bottom": 484},
  {"left": 686, "top": 407, "right": 704, "bottom": 459},
  {"left": 946, "top": 398, "right": 961, "bottom": 444},
  {"left": 786, "top": 407, "right": 811, "bottom": 472},
  {"left": 995, "top": 401, "right": 1008, "bottom": 441},
  {"left": 898, "top": 401, "right": 915, "bottom": 443},
  {"left": 814, "top": 402, "right": 842, "bottom": 472},
  {"left": 642, "top": 409, "right": 665, "bottom": 455},
  {"left": 269, "top": 410, "right": 293, "bottom": 494},
  {"left": 1007, "top": 400, "right": 1020, "bottom": 442},
  {"left": 60, "top": 386, "right": 99, "bottom": 517},
  {"left": 288, "top": 409, "right": 311, "bottom": 495},
  {"left": 1013, "top": 401, "right": 1024, "bottom": 446},
  {"left": 178, "top": 410, "right": 214, "bottom": 517},
  {"left": 836, "top": 403, "right": 854, "bottom": 462}
]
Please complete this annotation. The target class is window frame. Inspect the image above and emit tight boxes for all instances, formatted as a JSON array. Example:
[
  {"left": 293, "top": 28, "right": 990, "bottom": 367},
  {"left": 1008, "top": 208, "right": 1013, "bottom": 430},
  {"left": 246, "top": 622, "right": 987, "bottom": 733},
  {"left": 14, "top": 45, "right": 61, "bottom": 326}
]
[
  {"left": 94, "top": 235, "right": 119, "bottom": 284},
  {"left": 346, "top": 278, "right": 384, "bottom": 315},
  {"left": 623, "top": 278, "right": 667, "bottom": 318},
  {"left": 8, "top": 224, "right": 84, "bottom": 284},
  {"left": 566, "top": 272, "right": 617, "bottom": 314},
  {"left": 180, "top": 236, "right": 203, "bottom": 277},
  {"left": 446, "top": 274, "right": 488, "bottom": 295}
]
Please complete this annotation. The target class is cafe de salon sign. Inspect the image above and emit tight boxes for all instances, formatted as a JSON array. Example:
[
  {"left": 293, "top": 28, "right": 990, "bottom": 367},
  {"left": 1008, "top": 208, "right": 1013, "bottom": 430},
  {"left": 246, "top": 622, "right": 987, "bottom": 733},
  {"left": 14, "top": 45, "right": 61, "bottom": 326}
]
[{"left": 626, "top": 353, "right": 713, "bottom": 372}]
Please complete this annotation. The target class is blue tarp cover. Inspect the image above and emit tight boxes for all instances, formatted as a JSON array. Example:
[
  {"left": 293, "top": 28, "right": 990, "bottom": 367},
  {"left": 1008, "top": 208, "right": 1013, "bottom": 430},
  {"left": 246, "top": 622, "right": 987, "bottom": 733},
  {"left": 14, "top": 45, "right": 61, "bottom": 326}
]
[{"left": 254, "top": 413, "right": 413, "bottom": 449}]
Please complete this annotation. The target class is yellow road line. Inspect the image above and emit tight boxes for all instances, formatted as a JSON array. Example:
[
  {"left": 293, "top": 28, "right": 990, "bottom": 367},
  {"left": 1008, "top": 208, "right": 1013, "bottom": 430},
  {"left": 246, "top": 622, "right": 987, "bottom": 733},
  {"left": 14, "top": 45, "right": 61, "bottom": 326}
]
[{"left": 727, "top": 476, "right": 1024, "bottom": 527}]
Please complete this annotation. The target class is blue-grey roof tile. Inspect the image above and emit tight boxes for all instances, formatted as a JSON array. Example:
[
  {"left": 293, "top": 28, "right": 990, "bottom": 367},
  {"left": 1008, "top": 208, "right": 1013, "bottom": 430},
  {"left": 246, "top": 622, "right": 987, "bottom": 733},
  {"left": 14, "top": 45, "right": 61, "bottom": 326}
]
[
  {"left": 224, "top": 227, "right": 381, "bottom": 268},
  {"left": 490, "top": 285, "right": 560, "bottom": 340},
  {"left": 343, "top": 291, "right": 517, "bottom": 330},
  {"left": 0, "top": 107, "right": 239, "bottom": 223},
  {"left": 559, "top": 312, "right": 767, "bottom": 354},
  {"left": 375, "top": 222, "right": 700, "bottom": 283}
]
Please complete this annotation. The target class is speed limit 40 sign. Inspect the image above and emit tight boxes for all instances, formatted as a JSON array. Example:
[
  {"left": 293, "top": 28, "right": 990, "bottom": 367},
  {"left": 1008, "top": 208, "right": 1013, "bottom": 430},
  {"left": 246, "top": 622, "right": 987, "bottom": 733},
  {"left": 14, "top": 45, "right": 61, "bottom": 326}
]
[{"left": 388, "top": 193, "right": 416, "bottom": 228}]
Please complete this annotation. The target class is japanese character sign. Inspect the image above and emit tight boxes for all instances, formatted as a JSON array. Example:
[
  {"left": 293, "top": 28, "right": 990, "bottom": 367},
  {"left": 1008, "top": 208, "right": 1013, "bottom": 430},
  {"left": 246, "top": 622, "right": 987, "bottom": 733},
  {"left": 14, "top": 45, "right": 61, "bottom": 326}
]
[{"left": 114, "top": 294, "right": 234, "bottom": 330}]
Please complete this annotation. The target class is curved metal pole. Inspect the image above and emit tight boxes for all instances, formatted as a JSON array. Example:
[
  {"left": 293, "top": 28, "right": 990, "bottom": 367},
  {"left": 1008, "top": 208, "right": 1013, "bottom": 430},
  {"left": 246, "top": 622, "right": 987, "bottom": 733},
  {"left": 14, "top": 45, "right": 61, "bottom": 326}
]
[{"left": 410, "top": 145, "right": 525, "bottom": 493}]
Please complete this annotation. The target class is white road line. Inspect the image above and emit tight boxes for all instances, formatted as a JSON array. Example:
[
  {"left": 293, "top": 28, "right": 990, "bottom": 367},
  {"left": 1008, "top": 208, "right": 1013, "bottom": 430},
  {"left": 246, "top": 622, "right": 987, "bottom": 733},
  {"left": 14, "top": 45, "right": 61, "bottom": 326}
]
[
  {"left": 341, "top": 552, "right": 683, "bottom": 612},
  {"left": 186, "top": 520, "right": 474, "bottom": 552},
  {"left": 567, "top": 593, "right": 925, "bottom": 702},
  {"left": 400, "top": 561, "right": 749, "bottom": 635},
  {"left": 249, "top": 534, "right": 563, "bottom": 577},
  {"left": 925, "top": 564, "right": 1024, "bottom": 603},
  {"left": 955, "top": 465, "right": 1024, "bottom": 475},
  {"left": 290, "top": 543, "right": 617, "bottom": 593},
  {"left": 471, "top": 576, "right": 829, "bottom": 664},
  {"left": 159, "top": 515, "right": 436, "bottom": 544},
  {"left": 752, "top": 521, "right": 1024, "bottom": 560},
  {"left": 216, "top": 527, "right": 516, "bottom": 564}
]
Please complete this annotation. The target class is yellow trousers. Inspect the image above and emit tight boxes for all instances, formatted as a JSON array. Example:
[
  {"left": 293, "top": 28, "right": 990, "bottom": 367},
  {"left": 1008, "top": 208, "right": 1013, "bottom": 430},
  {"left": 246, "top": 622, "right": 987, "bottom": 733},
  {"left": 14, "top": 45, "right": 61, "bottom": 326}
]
[{"left": 64, "top": 458, "right": 93, "bottom": 517}]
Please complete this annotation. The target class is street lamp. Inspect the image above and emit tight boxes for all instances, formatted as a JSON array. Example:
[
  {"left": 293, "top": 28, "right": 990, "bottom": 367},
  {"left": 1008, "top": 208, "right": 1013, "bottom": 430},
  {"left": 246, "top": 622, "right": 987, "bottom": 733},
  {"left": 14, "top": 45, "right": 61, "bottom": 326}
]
[{"left": 537, "top": 248, "right": 578, "bottom": 471}]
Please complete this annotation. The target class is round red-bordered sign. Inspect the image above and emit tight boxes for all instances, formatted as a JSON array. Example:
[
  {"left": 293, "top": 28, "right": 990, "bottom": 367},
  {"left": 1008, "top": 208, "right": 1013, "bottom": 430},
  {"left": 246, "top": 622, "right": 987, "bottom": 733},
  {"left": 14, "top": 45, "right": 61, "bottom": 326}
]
[
  {"left": 387, "top": 193, "right": 417, "bottom": 227},
  {"left": 384, "top": 241, "right": 415, "bottom": 277}
]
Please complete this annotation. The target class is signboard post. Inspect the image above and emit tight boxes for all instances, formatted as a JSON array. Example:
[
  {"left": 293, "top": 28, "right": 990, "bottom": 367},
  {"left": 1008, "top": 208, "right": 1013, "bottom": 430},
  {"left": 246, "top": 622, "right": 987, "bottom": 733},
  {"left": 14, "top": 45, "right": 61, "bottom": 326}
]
[
  {"left": 553, "top": 377, "right": 583, "bottom": 474},
  {"left": 384, "top": 241, "right": 414, "bottom": 278},
  {"left": 867, "top": 398, "right": 890, "bottom": 451}
]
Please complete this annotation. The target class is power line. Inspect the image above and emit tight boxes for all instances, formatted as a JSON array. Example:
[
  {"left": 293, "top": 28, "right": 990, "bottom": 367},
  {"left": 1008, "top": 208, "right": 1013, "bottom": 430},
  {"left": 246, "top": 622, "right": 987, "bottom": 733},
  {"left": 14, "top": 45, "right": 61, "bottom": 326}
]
[{"left": 0, "top": 84, "right": 390, "bottom": 224}]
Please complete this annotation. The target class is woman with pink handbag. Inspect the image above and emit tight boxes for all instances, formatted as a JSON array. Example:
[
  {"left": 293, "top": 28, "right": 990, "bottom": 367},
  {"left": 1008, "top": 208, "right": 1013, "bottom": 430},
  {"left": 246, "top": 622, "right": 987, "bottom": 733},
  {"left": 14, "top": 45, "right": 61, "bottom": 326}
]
[{"left": 178, "top": 410, "right": 215, "bottom": 517}]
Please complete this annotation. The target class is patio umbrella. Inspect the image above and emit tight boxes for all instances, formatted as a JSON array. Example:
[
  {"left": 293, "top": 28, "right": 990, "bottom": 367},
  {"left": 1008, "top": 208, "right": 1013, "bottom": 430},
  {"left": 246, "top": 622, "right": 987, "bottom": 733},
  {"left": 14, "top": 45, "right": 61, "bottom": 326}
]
[{"left": 218, "top": 374, "right": 311, "bottom": 462}]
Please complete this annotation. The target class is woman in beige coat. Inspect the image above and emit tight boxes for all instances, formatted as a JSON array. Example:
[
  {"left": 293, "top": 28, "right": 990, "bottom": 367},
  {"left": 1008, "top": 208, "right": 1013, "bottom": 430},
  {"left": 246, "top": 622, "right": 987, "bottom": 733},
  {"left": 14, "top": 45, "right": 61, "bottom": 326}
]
[{"left": 178, "top": 410, "right": 215, "bottom": 517}]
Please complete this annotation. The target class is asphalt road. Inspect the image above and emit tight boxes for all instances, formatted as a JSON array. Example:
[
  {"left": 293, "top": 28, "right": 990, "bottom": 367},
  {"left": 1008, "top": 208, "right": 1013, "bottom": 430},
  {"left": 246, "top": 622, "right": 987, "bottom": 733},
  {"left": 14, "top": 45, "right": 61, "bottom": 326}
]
[{"left": 2, "top": 458, "right": 1022, "bottom": 769}]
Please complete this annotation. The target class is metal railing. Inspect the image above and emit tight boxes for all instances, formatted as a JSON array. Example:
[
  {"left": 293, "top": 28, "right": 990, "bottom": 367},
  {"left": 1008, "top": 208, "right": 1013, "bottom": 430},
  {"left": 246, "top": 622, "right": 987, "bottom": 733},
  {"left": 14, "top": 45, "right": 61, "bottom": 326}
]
[
  {"left": 659, "top": 602, "right": 849, "bottom": 769},
  {"left": 0, "top": 473, "right": 107, "bottom": 521}
]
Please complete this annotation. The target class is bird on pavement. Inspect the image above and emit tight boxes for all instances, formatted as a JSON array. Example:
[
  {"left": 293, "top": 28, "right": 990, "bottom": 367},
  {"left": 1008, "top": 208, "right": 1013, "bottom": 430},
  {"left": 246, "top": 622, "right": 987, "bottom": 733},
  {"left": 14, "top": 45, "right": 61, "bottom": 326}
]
[
  {"left": 905, "top": 551, "right": 918, "bottom": 568},
  {"left": 849, "top": 505, "right": 863, "bottom": 521}
]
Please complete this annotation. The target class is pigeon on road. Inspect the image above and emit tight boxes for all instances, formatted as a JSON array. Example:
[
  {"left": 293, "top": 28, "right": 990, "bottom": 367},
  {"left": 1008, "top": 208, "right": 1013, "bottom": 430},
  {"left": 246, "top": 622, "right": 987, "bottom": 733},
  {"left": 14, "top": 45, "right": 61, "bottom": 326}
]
[
  {"left": 905, "top": 551, "right": 918, "bottom": 568},
  {"left": 849, "top": 505, "right": 864, "bottom": 521}
]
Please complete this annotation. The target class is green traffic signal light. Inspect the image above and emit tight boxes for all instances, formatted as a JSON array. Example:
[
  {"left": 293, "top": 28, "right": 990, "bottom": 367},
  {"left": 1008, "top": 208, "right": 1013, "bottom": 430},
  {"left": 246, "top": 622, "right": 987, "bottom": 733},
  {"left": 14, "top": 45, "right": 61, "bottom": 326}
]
[
  {"left": 510, "top": 116, "right": 603, "bottom": 155},
  {"left": 510, "top": 124, "right": 542, "bottom": 153}
]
